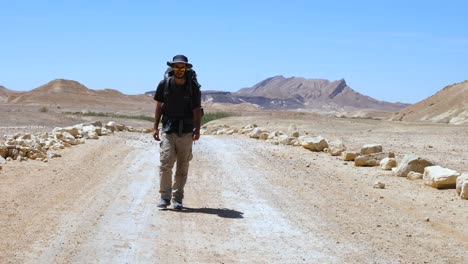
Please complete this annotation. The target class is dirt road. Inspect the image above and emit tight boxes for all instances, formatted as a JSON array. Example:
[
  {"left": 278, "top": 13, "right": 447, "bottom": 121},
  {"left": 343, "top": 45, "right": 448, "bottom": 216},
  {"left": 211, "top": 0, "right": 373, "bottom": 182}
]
[{"left": 1, "top": 131, "right": 467, "bottom": 263}]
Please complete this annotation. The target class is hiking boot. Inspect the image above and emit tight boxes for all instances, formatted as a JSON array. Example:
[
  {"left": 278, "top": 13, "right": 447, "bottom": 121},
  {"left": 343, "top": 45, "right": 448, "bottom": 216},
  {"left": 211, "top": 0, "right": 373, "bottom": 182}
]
[
  {"left": 173, "top": 200, "right": 183, "bottom": 210},
  {"left": 157, "top": 199, "right": 171, "bottom": 208}
]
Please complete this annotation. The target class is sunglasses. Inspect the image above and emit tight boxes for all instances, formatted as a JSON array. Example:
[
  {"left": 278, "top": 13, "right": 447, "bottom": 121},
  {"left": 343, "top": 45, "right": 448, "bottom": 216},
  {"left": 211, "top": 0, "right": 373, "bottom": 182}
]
[{"left": 173, "top": 66, "right": 186, "bottom": 71}]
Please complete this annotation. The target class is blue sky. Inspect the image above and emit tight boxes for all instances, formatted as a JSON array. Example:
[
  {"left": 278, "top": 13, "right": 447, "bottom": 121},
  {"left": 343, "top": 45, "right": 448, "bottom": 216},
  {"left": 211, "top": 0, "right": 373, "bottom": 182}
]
[{"left": 1, "top": 0, "right": 467, "bottom": 104}]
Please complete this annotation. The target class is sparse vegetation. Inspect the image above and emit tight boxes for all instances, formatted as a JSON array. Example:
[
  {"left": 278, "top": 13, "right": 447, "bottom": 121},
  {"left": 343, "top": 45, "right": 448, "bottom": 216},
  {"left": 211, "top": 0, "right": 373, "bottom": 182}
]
[
  {"left": 202, "top": 111, "right": 233, "bottom": 125},
  {"left": 63, "top": 110, "right": 234, "bottom": 125},
  {"left": 39, "top": 107, "right": 48, "bottom": 113},
  {"left": 64, "top": 111, "right": 154, "bottom": 122}
]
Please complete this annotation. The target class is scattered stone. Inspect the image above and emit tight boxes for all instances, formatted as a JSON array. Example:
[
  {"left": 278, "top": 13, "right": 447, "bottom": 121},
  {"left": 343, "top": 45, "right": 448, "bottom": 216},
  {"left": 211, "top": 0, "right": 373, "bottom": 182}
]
[
  {"left": 425, "top": 217, "right": 430, "bottom": 222},
  {"left": 360, "top": 144, "right": 383, "bottom": 155},
  {"left": 355, "top": 152, "right": 393, "bottom": 167},
  {"left": 301, "top": 136, "right": 328, "bottom": 151},
  {"left": 342, "top": 151, "right": 359, "bottom": 161},
  {"left": 0, "top": 121, "right": 149, "bottom": 163},
  {"left": 394, "top": 155, "right": 434, "bottom": 177},
  {"left": 423, "top": 165, "right": 461, "bottom": 189},
  {"left": 456, "top": 172, "right": 468, "bottom": 199},
  {"left": 288, "top": 124, "right": 299, "bottom": 138},
  {"left": 373, "top": 182, "right": 386, "bottom": 189},
  {"left": 407, "top": 171, "right": 423, "bottom": 180},
  {"left": 328, "top": 140, "right": 346, "bottom": 156},
  {"left": 380, "top": 157, "right": 397, "bottom": 170}
]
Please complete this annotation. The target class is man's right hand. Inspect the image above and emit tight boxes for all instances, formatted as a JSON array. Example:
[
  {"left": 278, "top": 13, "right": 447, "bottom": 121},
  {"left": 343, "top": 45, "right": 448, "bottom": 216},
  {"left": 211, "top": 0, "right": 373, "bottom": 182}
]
[{"left": 153, "top": 128, "right": 160, "bottom": 141}]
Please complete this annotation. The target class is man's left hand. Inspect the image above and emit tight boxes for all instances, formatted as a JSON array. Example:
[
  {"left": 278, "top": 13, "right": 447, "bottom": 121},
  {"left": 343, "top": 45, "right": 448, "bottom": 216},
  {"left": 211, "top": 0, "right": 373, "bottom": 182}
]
[{"left": 192, "top": 129, "right": 200, "bottom": 141}]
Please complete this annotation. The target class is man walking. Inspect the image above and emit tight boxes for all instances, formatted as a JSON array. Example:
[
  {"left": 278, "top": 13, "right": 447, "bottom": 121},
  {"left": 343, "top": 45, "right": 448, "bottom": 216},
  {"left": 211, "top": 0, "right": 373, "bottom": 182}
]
[{"left": 153, "top": 55, "right": 202, "bottom": 209}]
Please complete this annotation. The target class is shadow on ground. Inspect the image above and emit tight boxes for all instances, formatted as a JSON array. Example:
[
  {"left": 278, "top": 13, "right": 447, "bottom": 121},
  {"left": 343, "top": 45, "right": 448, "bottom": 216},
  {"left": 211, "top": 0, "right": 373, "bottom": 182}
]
[{"left": 164, "top": 207, "right": 244, "bottom": 219}]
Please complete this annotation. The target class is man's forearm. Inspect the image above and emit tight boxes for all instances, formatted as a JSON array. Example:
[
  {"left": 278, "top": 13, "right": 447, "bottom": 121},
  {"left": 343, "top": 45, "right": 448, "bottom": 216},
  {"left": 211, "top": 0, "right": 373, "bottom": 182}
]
[
  {"left": 154, "top": 103, "right": 162, "bottom": 129},
  {"left": 193, "top": 108, "right": 201, "bottom": 131}
]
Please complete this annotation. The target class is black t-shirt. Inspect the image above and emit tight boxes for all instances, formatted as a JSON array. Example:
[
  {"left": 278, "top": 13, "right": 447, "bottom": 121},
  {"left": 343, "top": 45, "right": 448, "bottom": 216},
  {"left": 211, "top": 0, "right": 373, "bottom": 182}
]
[{"left": 154, "top": 78, "right": 201, "bottom": 134}]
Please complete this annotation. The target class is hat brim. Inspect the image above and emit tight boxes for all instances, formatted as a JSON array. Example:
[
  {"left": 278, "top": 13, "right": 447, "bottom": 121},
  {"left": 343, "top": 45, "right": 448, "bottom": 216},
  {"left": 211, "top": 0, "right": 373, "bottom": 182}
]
[{"left": 167, "top": 61, "right": 193, "bottom": 68}]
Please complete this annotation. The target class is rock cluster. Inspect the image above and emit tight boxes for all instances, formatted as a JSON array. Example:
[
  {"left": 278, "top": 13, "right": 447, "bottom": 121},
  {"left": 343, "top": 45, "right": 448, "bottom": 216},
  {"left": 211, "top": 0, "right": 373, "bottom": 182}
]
[
  {"left": 0, "top": 121, "right": 152, "bottom": 163},
  {"left": 202, "top": 123, "right": 468, "bottom": 200}
]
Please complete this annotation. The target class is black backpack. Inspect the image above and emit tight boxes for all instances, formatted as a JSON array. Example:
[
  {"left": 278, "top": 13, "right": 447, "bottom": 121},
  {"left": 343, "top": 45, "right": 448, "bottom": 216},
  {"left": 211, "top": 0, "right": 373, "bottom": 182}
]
[{"left": 162, "top": 67, "right": 204, "bottom": 117}]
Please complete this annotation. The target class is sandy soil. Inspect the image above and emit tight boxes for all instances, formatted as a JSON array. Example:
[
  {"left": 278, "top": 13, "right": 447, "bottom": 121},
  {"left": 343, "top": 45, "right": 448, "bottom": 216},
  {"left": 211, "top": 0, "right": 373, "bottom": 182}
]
[{"left": 1, "top": 111, "right": 467, "bottom": 263}]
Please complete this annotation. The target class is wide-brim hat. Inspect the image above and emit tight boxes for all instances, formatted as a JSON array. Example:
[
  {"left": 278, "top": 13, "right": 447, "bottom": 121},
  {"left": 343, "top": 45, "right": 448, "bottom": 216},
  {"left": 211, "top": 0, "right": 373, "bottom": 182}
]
[{"left": 167, "top": 54, "right": 193, "bottom": 68}]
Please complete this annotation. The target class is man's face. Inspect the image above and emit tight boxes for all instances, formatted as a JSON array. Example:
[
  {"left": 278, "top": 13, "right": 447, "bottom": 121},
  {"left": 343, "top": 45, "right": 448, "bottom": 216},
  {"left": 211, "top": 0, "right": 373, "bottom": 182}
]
[{"left": 173, "top": 63, "right": 186, "bottom": 79}]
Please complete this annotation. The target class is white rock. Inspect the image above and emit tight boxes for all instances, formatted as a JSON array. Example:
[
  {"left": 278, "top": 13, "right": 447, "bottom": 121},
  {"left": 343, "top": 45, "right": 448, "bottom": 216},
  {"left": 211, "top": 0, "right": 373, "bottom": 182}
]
[
  {"left": 342, "top": 151, "right": 359, "bottom": 161},
  {"left": 249, "top": 127, "right": 266, "bottom": 139},
  {"left": 380, "top": 157, "right": 397, "bottom": 170},
  {"left": 423, "top": 166, "right": 460, "bottom": 189},
  {"left": 407, "top": 171, "right": 423, "bottom": 180},
  {"left": 456, "top": 172, "right": 468, "bottom": 199},
  {"left": 0, "top": 156, "right": 6, "bottom": 164},
  {"left": 301, "top": 136, "right": 328, "bottom": 151},
  {"left": 277, "top": 135, "right": 296, "bottom": 145},
  {"left": 394, "top": 155, "right": 434, "bottom": 177},
  {"left": 328, "top": 140, "right": 346, "bottom": 156},
  {"left": 355, "top": 152, "right": 392, "bottom": 167},
  {"left": 288, "top": 124, "right": 299, "bottom": 137},
  {"left": 361, "top": 144, "right": 383, "bottom": 155}
]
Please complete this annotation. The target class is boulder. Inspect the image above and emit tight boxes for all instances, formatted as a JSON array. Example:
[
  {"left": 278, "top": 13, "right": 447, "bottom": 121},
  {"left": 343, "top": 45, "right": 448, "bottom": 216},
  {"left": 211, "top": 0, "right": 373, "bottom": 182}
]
[
  {"left": 301, "top": 136, "right": 328, "bottom": 151},
  {"left": 91, "top": 121, "right": 103, "bottom": 127},
  {"left": 394, "top": 155, "right": 434, "bottom": 177},
  {"left": 54, "top": 126, "right": 80, "bottom": 138},
  {"left": 288, "top": 124, "right": 299, "bottom": 137},
  {"left": 249, "top": 127, "right": 266, "bottom": 139},
  {"left": 105, "top": 122, "right": 116, "bottom": 132},
  {"left": 355, "top": 152, "right": 393, "bottom": 167},
  {"left": 277, "top": 135, "right": 296, "bottom": 145},
  {"left": 423, "top": 166, "right": 460, "bottom": 189},
  {"left": 380, "top": 157, "right": 397, "bottom": 170},
  {"left": 0, "top": 156, "right": 6, "bottom": 164},
  {"left": 407, "top": 171, "right": 423, "bottom": 180},
  {"left": 115, "top": 124, "right": 126, "bottom": 131},
  {"left": 0, "top": 146, "right": 8, "bottom": 158},
  {"left": 328, "top": 140, "right": 346, "bottom": 156},
  {"left": 342, "top": 151, "right": 359, "bottom": 161},
  {"left": 455, "top": 172, "right": 468, "bottom": 199},
  {"left": 361, "top": 144, "right": 383, "bottom": 155}
]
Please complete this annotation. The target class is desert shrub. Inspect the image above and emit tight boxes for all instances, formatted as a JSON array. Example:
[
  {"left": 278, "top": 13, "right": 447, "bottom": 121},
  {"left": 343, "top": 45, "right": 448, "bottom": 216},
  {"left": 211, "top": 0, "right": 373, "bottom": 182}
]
[
  {"left": 202, "top": 112, "right": 233, "bottom": 125},
  {"left": 39, "top": 106, "right": 48, "bottom": 113},
  {"left": 63, "top": 111, "right": 154, "bottom": 122}
]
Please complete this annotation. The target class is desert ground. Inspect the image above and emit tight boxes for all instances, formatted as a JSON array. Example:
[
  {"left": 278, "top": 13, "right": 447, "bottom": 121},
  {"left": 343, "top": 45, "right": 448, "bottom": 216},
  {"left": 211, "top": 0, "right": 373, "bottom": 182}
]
[{"left": 1, "top": 104, "right": 467, "bottom": 263}]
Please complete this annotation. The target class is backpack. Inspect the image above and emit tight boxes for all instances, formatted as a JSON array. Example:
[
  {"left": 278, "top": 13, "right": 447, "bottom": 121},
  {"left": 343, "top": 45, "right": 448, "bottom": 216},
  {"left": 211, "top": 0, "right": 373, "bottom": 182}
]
[{"left": 162, "top": 67, "right": 204, "bottom": 117}]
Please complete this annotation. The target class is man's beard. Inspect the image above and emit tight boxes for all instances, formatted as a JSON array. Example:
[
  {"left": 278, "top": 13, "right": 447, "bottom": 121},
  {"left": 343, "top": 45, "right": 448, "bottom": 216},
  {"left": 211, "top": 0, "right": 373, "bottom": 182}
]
[{"left": 174, "top": 73, "right": 185, "bottom": 80}]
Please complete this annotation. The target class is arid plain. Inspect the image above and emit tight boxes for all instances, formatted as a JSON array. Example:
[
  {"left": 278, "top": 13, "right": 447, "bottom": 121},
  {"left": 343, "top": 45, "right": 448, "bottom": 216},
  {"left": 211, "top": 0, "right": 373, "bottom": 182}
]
[{"left": 0, "top": 81, "right": 467, "bottom": 263}]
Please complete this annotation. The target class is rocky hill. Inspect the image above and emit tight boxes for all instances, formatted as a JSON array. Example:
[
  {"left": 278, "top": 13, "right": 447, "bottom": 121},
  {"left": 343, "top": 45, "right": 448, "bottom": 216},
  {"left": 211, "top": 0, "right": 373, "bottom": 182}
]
[
  {"left": 391, "top": 80, "right": 468, "bottom": 124},
  {"left": 235, "top": 76, "right": 408, "bottom": 111},
  {"left": 4, "top": 79, "right": 155, "bottom": 113},
  {"left": 0, "top": 86, "right": 10, "bottom": 102}
]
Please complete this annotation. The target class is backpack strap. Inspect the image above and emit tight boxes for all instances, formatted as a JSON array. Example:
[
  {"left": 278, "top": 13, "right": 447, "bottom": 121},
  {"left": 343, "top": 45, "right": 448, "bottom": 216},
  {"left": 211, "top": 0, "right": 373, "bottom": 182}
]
[{"left": 163, "top": 76, "right": 171, "bottom": 103}]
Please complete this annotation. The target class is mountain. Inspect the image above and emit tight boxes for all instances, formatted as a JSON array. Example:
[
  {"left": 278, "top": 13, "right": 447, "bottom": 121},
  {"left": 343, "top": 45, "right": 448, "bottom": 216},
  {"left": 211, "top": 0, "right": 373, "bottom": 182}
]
[
  {"left": 235, "top": 76, "right": 408, "bottom": 111},
  {"left": 0, "top": 86, "right": 10, "bottom": 102},
  {"left": 391, "top": 81, "right": 468, "bottom": 124},
  {"left": 4, "top": 79, "right": 154, "bottom": 112}
]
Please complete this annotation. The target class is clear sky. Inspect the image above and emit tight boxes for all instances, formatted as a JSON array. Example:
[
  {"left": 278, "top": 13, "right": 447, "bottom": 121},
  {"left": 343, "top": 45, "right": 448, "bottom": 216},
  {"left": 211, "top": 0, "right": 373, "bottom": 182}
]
[{"left": 1, "top": 0, "right": 467, "bottom": 104}]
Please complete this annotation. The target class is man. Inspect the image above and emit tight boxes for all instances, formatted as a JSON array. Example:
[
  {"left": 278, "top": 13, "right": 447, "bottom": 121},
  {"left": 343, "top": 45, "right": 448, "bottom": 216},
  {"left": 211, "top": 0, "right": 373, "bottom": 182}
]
[{"left": 153, "top": 55, "right": 202, "bottom": 210}]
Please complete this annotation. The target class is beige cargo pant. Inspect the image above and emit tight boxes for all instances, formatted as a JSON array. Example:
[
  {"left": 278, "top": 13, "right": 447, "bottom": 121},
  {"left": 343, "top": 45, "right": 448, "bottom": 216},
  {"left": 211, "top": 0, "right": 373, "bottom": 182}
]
[{"left": 159, "top": 132, "right": 193, "bottom": 201}]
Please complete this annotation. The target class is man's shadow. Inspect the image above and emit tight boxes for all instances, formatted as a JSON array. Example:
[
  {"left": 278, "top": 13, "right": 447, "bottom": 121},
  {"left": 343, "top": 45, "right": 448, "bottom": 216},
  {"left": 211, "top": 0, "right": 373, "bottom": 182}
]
[{"left": 164, "top": 207, "right": 244, "bottom": 219}]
